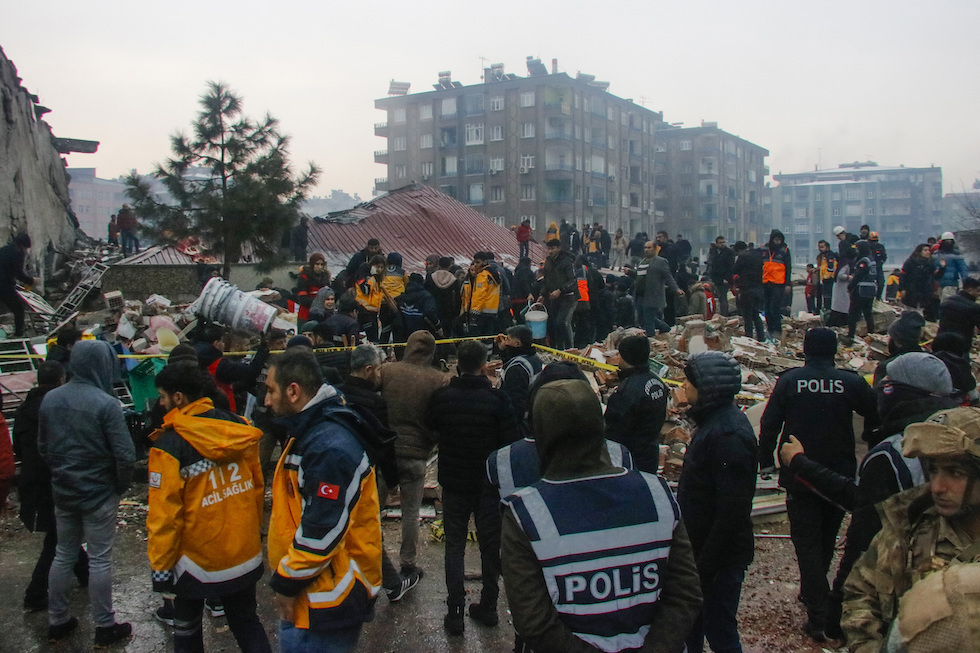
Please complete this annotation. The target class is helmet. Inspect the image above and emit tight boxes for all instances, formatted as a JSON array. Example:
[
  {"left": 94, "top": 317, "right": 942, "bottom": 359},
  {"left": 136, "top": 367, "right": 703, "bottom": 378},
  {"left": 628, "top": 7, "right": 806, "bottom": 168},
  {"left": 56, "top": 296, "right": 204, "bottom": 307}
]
[
  {"left": 869, "top": 231, "right": 879, "bottom": 240},
  {"left": 832, "top": 226, "right": 845, "bottom": 236},
  {"left": 941, "top": 231, "right": 955, "bottom": 241},
  {"left": 902, "top": 407, "right": 980, "bottom": 461}
]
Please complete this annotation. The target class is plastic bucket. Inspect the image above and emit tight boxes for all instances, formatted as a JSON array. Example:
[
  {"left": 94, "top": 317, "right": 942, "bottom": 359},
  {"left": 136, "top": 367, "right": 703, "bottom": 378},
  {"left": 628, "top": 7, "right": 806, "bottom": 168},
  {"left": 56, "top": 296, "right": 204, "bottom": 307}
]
[
  {"left": 194, "top": 278, "right": 278, "bottom": 335},
  {"left": 525, "top": 303, "right": 548, "bottom": 340}
]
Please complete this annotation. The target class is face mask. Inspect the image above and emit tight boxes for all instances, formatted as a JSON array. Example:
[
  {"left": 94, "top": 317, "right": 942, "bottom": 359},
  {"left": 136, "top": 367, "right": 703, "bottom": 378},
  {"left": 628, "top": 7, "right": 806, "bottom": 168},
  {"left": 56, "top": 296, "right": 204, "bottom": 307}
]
[{"left": 371, "top": 266, "right": 380, "bottom": 275}]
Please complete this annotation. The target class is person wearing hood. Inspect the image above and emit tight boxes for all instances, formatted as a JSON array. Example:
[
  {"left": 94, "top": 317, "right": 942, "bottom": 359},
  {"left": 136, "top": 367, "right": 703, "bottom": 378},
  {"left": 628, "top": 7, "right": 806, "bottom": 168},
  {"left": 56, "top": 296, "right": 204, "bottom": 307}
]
[
  {"left": 604, "top": 335, "right": 667, "bottom": 474},
  {"left": 900, "top": 244, "right": 942, "bottom": 320},
  {"left": 510, "top": 257, "right": 538, "bottom": 323},
  {"left": 148, "top": 364, "right": 271, "bottom": 653},
  {"left": 295, "top": 253, "right": 331, "bottom": 321},
  {"left": 677, "top": 351, "right": 756, "bottom": 653},
  {"left": 501, "top": 378, "right": 702, "bottom": 653},
  {"left": 845, "top": 240, "right": 879, "bottom": 341},
  {"left": 308, "top": 285, "right": 336, "bottom": 322},
  {"left": 425, "top": 257, "right": 462, "bottom": 338},
  {"left": 395, "top": 272, "right": 440, "bottom": 343},
  {"left": 930, "top": 331, "right": 977, "bottom": 401},
  {"left": 762, "top": 229, "right": 793, "bottom": 341},
  {"left": 496, "top": 325, "right": 543, "bottom": 430},
  {"left": 935, "top": 231, "right": 969, "bottom": 299},
  {"left": 872, "top": 311, "right": 927, "bottom": 388},
  {"left": 264, "top": 348, "right": 387, "bottom": 652},
  {"left": 39, "top": 340, "right": 136, "bottom": 646},
  {"left": 759, "top": 328, "right": 878, "bottom": 642},
  {"left": 938, "top": 276, "right": 980, "bottom": 348},
  {"left": 379, "top": 331, "right": 448, "bottom": 577}
]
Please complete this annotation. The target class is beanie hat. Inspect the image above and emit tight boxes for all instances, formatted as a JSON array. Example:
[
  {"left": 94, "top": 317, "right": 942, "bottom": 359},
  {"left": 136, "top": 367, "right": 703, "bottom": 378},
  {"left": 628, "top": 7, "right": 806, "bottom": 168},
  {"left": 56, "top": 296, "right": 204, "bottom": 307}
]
[
  {"left": 300, "top": 321, "right": 320, "bottom": 334},
  {"left": 286, "top": 335, "right": 314, "bottom": 350},
  {"left": 885, "top": 352, "right": 953, "bottom": 396},
  {"left": 803, "top": 327, "right": 838, "bottom": 359},
  {"left": 438, "top": 256, "right": 453, "bottom": 268},
  {"left": 167, "top": 344, "right": 199, "bottom": 366},
  {"left": 386, "top": 252, "right": 403, "bottom": 267},
  {"left": 888, "top": 311, "right": 926, "bottom": 349},
  {"left": 619, "top": 335, "right": 651, "bottom": 367}
]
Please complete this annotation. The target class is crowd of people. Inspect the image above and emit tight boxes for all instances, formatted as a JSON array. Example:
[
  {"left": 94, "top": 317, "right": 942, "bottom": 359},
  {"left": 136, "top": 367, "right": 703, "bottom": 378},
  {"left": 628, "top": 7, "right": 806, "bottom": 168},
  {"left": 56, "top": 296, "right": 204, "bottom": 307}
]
[{"left": 5, "top": 220, "right": 980, "bottom": 653}]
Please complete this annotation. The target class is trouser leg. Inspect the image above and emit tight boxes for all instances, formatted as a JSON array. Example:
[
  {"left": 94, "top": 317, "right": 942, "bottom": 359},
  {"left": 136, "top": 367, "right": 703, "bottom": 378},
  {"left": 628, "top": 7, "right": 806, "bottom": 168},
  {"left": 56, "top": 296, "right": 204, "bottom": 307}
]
[
  {"left": 174, "top": 596, "right": 206, "bottom": 653},
  {"left": 376, "top": 474, "right": 401, "bottom": 590},
  {"left": 698, "top": 565, "right": 747, "bottom": 653},
  {"left": 26, "top": 530, "right": 58, "bottom": 604},
  {"left": 441, "top": 489, "right": 474, "bottom": 608},
  {"left": 474, "top": 488, "right": 502, "bottom": 608},
  {"left": 787, "top": 492, "right": 842, "bottom": 629},
  {"left": 82, "top": 496, "right": 120, "bottom": 627},
  {"left": 396, "top": 457, "right": 426, "bottom": 570},
  {"left": 48, "top": 507, "right": 82, "bottom": 626},
  {"left": 847, "top": 295, "right": 862, "bottom": 337},
  {"left": 222, "top": 583, "right": 272, "bottom": 653},
  {"left": 553, "top": 298, "right": 575, "bottom": 350},
  {"left": 862, "top": 297, "right": 874, "bottom": 333},
  {"left": 763, "top": 284, "right": 783, "bottom": 336}
]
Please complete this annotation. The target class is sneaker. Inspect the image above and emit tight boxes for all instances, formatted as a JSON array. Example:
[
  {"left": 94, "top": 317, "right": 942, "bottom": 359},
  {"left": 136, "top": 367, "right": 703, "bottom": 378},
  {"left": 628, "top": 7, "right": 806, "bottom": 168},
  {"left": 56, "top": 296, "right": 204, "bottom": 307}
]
[
  {"left": 48, "top": 616, "right": 78, "bottom": 643},
  {"left": 94, "top": 622, "right": 132, "bottom": 648},
  {"left": 386, "top": 568, "right": 423, "bottom": 602},
  {"left": 154, "top": 600, "right": 175, "bottom": 626},
  {"left": 205, "top": 599, "right": 225, "bottom": 617},
  {"left": 444, "top": 606, "right": 464, "bottom": 636},
  {"left": 468, "top": 602, "right": 499, "bottom": 627},
  {"left": 802, "top": 620, "right": 827, "bottom": 643}
]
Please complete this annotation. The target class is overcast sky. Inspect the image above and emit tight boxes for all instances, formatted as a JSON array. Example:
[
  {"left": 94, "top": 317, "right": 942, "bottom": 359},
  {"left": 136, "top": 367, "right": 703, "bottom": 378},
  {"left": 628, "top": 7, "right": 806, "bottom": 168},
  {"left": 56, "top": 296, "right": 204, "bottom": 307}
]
[{"left": 4, "top": 0, "right": 978, "bottom": 199}]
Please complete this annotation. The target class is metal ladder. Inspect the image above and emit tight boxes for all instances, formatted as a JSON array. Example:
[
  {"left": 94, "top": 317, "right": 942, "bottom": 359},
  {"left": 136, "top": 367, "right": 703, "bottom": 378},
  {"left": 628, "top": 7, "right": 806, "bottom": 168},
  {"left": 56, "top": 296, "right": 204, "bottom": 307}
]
[{"left": 54, "top": 261, "right": 110, "bottom": 322}]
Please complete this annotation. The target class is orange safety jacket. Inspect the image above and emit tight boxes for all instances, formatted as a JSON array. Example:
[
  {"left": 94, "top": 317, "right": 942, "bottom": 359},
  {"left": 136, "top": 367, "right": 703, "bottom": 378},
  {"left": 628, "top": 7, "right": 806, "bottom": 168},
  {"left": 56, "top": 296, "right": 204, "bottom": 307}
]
[
  {"left": 576, "top": 277, "right": 590, "bottom": 303},
  {"left": 762, "top": 246, "right": 792, "bottom": 285},
  {"left": 147, "top": 398, "right": 265, "bottom": 598},
  {"left": 355, "top": 276, "right": 383, "bottom": 314}
]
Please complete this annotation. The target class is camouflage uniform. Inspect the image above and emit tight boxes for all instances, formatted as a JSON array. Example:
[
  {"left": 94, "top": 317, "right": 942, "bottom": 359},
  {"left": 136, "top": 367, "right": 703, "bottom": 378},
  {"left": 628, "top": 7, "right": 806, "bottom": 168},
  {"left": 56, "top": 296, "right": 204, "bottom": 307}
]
[{"left": 842, "top": 484, "right": 980, "bottom": 653}]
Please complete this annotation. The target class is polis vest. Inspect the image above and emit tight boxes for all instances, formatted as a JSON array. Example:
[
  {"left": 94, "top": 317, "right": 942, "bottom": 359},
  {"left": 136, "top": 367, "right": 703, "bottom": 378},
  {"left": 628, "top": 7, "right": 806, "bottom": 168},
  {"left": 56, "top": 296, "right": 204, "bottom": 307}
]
[{"left": 504, "top": 470, "right": 677, "bottom": 652}]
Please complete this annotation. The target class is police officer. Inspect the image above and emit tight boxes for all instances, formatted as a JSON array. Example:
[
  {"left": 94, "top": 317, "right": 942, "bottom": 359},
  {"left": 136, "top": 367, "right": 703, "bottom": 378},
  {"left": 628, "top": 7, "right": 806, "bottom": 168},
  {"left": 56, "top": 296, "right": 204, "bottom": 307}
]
[
  {"left": 604, "top": 335, "right": 668, "bottom": 473},
  {"left": 759, "top": 327, "right": 878, "bottom": 643},
  {"left": 500, "top": 378, "right": 701, "bottom": 653}
]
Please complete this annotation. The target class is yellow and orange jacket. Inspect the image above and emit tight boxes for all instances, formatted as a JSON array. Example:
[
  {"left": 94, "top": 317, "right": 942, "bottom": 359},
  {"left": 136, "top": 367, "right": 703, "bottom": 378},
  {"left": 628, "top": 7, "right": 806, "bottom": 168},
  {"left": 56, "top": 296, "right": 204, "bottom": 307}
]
[
  {"left": 146, "top": 398, "right": 264, "bottom": 598},
  {"left": 380, "top": 270, "right": 409, "bottom": 300},
  {"left": 460, "top": 267, "right": 501, "bottom": 316},
  {"left": 355, "top": 276, "right": 383, "bottom": 314},
  {"left": 268, "top": 385, "right": 383, "bottom": 630},
  {"left": 817, "top": 251, "right": 838, "bottom": 282}
]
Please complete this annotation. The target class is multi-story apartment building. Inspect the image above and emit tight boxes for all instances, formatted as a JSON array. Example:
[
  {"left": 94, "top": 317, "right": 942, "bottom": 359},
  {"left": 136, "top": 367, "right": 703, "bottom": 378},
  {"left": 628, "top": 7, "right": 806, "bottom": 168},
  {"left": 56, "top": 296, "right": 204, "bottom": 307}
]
[
  {"left": 654, "top": 123, "right": 770, "bottom": 252},
  {"left": 771, "top": 162, "right": 944, "bottom": 260},
  {"left": 374, "top": 59, "right": 665, "bottom": 239},
  {"left": 66, "top": 168, "right": 129, "bottom": 240}
]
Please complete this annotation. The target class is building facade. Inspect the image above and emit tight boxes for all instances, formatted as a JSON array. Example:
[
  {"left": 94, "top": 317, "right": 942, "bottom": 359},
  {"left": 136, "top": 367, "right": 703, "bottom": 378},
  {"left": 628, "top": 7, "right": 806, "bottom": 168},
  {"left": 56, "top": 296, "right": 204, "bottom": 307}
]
[
  {"left": 771, "top": 162, "right": 944, "bottom": 262},
  {"left": 66, "top": 168, "right": 129, "bottom": 240},
  {"left": 654, "top": 123, "right": 770, "bottom": 251},
  {"left": 374, "top": 60, "right": 665, "bottom": 240}
]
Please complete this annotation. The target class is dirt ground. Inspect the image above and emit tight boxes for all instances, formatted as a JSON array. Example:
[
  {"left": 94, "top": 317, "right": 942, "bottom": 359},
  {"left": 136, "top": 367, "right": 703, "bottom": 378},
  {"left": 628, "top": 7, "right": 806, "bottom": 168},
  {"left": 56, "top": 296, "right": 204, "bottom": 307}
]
[{"left": 0, "top": 484, "right": 845, "bottom": 653}]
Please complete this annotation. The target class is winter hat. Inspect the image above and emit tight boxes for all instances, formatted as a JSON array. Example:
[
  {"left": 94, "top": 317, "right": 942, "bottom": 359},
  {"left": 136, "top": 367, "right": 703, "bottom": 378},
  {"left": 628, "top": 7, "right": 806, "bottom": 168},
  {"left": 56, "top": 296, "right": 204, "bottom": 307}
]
[
  {"left": 167, "top": 344, "right": 199, "bottom": 366},
  {"left": 408, "top": 272, "right": 425, "bottom": 286},
  {"left": 888, "top": 311, "right": 926, "bottom": 349},
  {"left": 286, "top": 335, "right": 313, "bottom": 350},
  {"left": 803, "top": 327, "right": 838, "bottom": 360},
  {"left": 386, "top": 252, "right": 403, "bottom": 268},
  {"left": 438, "top": 256, "right": 453, "bottom": 268},
  {"left": 941, "top": 231, "right": 955, "bottom": 241},
  {"left": 885, "top": 352, "right": 953, "bottom": 396},
  {"left": 685, "top": 351, "right": 741, "bottom": 407},
  {"left": 300, "top": 321, "right": 320, "bottom": 334},
  {"left": 619, "top": 335, "right": 651, "bottom": 367}
]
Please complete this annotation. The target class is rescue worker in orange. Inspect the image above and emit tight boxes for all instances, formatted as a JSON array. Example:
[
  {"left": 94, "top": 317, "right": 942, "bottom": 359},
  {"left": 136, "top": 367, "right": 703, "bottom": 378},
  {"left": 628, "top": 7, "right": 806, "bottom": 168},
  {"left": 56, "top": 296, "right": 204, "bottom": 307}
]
[
  {"left": 355, "top": 254, "right": 386, "bottom": 342},
  {"left": 460, "top": 252, "right": 501, "bottom": 336},
  {"left": 762, "top": 229, "right": 793, "bottom": 341},
  {"left": 265, "top": 349, "right": 384, "bottom": 653},
  {"left": 147, "top": 363, "right": 271, "bottom": 653},
  {"left": 295, "top": 253, "right": 331, "bottom": 321}
]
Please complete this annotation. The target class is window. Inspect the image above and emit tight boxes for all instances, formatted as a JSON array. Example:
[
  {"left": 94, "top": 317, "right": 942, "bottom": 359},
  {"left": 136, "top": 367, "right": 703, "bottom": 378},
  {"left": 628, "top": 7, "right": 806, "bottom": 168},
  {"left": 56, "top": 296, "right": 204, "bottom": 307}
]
[
  {"left": 521, "top": 122, "right": 535, "bottom": 138},
  {"left": 680, "top": 140, "right": 692, "bottom": 151},
  {"left": 441, "top": 156, "right": 457, "bottom": 175},
  {"left": 521, "top": 183, "right": 536, "bottom": 200},
  {"left": 465, "top": 123, "right": 484, "bottom": 145},
  {"left": 491, "top": 216, "right": 505, "bottom": 227},
  {"left": 419, "top": 104, "right": 432, "bottom": 120},
  {"left": 490, "top": 125, "right": 503, "bottom": 141},
  {"left": 440, "top": 126, "right": 457, "bottom": 146},
  {"left": 583, "top": 127, "right": 591, "bottom": 143},
  {"left": 490, "top": 96, "right": 504, "bottom": 111},
  {"left": 393, "top": 165, "right": 407, "bottom": 179},
  {"left": 520, "top": 91, "right": 535, "bottom": 107},
  {"left": 655, "top": 144, "right": 666, "bottom": 152},
  {"left": 520, "top": 154, "right": 535, "bottom": 169},
  {"left": 794, "top": 223, "right": 810, "bottom": 234},
  {"left": 846, "top": 189, "right": 861, "bottom": 200},
  {"left": 621, "top": 193, "right": 629, "bottom": 208},
  {"left": 420, "top": 134, "right": 433, "bottom": 149},
  {"left": 607, "top": 107, "right": 616, "bottom": 121},
  {"left": 867, "top": 206, "right": 875, "bottom": 215},
  {"left": 833, "top": 208, "right": 841, "bottom": 217},
  {"left": 392, "top": 136, "right": 406, "bottom": 152},
  {"left": 465, "top": 153, "right": 484, "bottom": 175},
  {"left": 469, "top": 183, "right": 484, "bottom": 203},
  {"left": 814, "top": 192, "right": 822, "bottom": 201},
  {"left": 523, "top": 215, "right": 537, "bottom": 229},
  {"left": 464, "top": 94, "right": 484, "bottom": 115},
  {"left": 621, "top": 112, "right": 628, "bottom": 126},
  {"left": 440, "top": 184, "right": 456, "bottom": 198},
  {"left": 489, "top": 157, "right": 504, "bottom": 172},
  {"left": 832, "top": 191, "right": 842, "bottom": 201},
  {"left": 441, "top": 97, "right": 456, "bottom": 117},
  {"left": 391, "top": 108, "right": 406, "bottom": 123},
  {"left": 748, "top": 169, "right": 757, "bottom": 182},
  {"left": 421, "top": 161, "right": 434, "bottom": 177},
  {"left": 795, "top": 207, "right": 808, "bottom": 219},
  {"left": 867, "top": 189, "right": 875, "bottom": 199},
  {"left": 681, "top": 207, "right": 693, "bottom": 218},
  {"left": 682, "top": 164, "right": 693, "bottom": 174},
  {"left": 681, "top": 184, "right": 693, "bottom": 196},
  {"left": 490, "top": 186, "right": 504, "bottom": 202},
  {"left": 575, "top": 155, "right": 582, "bottom": 171}
]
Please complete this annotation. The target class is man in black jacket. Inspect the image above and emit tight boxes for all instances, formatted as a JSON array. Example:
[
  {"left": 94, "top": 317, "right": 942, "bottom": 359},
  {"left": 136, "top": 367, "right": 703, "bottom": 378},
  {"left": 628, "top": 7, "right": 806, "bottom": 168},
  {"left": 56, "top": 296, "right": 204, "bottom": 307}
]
[
  {"left": 732, "top": 242, "right": 765, "bottom": 341},
  {"left": 707, "top": 236, "right": 735, "bottom": 317},
  {"left": 538, "top": 239, "right": 578, "bottom": 350},
  {"left": 604, "top": 335, "right": 667, "bottom": 473},
  {"left": 759, "top": 327, "right": 878, "bottom": 642},
  {"left": 677, "top": 351, "right": 757, "bottom": 653},
  {"left": 426, "top": 341, "right": 521, "bottom": 635},
  {"left": 343, "top": 238, "right": 383, "bottom": 287},
  {"left": 0, "top": 233, "right": 36, "bottom": 337},
  {"left": 938, "top": 277, "right": 980, "bottom": 347}
]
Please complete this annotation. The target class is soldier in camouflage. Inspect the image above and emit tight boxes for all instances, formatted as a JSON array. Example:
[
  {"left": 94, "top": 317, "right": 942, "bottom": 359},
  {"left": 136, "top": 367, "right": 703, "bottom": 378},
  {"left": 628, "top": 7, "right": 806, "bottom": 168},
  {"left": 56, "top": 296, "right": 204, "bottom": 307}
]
[{"left": 842, "top": 406, "right": 980, "bottom": 653}]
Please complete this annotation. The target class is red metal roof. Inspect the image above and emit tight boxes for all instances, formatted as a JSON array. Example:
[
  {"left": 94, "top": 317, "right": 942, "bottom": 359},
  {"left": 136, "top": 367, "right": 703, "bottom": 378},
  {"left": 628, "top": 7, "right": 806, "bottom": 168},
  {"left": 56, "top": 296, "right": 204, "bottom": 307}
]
[
  {"left": 307, "top": 184, "right": 546, "bottom": 274},
  {"left": 117, "top": 245, "right": 195, "bottom": 265}
]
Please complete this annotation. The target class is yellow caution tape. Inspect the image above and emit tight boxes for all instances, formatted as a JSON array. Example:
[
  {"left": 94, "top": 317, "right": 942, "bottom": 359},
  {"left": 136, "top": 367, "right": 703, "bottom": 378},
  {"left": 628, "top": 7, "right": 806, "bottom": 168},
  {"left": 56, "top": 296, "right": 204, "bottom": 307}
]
[{"left": 531, "top": 344, "right": 619, "bottom": 371}]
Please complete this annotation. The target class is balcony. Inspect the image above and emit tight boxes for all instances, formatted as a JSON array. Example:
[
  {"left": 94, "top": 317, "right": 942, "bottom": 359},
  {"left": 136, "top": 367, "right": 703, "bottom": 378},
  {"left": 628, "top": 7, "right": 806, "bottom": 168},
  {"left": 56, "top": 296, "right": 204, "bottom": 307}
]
[
  {"left": 544, "top": 194, "right": 574, "bottom": 204},
  {"left": 374, "top": 177, "right": 388, "bottom": 189},
  {"left": 700, "top": 192, "right": 717, "bottom": 200},
  {"left": 374, "top": 150, "right": 388, "bottom": 162},
  {"left": 544, "top": 131, "right": 571, "bottom": 141},
  {"left": 440, "top": 111, "right": 457, "bottom": 120},
  {"left": 544, "top": 100, "right": 571, "bottom": 115},
  {"left": 374, "top": 122, "right": 388, "bottom": 135},
  {"left": 543, "top": 163, "right": 574, "bottom": 172},
  {"left": 592, "top": 138, "right": 607, "bottom": 149},
  {"left": 587, "top": 198, "right": 608, "bottom": 207},
  {"left": 698, "top": 146, "right": 721, "bottom": 155}
]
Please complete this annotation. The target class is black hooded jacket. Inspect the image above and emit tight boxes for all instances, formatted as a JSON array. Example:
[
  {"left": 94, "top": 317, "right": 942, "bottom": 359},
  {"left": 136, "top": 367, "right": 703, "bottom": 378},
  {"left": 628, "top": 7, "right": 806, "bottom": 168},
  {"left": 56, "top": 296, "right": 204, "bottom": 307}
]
[
  {"left": 938, "top": 290, "right": 980, "bottom": 345},
  {"left": 603, "top": 365, "right": 668, "bottom": 474},
  {"left": 763, "top": 229, "right": 792, "bottom": 287}
]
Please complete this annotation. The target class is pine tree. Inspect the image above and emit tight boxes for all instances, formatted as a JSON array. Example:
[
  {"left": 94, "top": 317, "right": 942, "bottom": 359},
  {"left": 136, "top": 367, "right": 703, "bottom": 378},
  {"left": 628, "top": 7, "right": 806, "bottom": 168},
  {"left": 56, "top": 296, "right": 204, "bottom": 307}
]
[{"left": 125, "top": 81, "right": 319, "bottom": 278}]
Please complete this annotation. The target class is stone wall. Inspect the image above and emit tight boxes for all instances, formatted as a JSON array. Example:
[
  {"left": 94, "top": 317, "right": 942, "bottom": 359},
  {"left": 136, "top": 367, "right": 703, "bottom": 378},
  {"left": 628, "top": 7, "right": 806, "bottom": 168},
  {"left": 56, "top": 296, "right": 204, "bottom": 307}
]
[
  {"left": 101, "top": 263, "right": 300, "bottom": 305},
  {"left": 0, "top": 46, "right": 81, "bottom": 280}
]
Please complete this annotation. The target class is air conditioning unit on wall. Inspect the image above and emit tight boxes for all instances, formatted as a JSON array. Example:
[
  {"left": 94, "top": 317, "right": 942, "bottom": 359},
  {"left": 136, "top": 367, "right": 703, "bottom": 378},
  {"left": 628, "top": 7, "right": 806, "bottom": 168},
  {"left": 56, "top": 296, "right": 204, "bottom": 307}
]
[{"left": 520, "top": 166, "right": 529, "bottom": 174}]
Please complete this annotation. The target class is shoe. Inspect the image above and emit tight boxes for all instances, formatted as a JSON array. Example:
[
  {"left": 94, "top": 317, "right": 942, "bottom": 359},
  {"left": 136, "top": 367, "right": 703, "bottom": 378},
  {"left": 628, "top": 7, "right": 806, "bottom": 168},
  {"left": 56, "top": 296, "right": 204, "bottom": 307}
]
[
  {"left": 94, "top": 622, "right": 132, "bottom": 648},
  {"left": 386, "top": 568, "right": 423, "bottom": 602},
  {"left": 48, "top": 617, "right": 78, "bottom": 643},
  {"left": 444, "top": 605, "right": 465, "bottom": 636},
  {"left": 23, "top": 597, "right": 48, "bottom": 613},
  {"left": 468, "top": 602, "right": 499, "bottom": 627},
  {"left": 400, "top": 564, "right": 422, "bottom": 578},
  {"left": 824, "top": 621, "right": 844, "bottom": 641},
  {"left": 205, "top": 599, "right": 225, "bottom": 617},
  {"left": 802, "top": 620, "right": 827, "bottom": 643},
  {"left": 154, "top": 600, "right": 175, "bottom": 626}
]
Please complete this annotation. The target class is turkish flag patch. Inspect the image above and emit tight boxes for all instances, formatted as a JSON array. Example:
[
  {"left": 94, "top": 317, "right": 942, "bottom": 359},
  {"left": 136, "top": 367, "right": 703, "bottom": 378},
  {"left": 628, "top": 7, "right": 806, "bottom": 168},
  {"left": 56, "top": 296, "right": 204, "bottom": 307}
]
[{"left": 317, "top": 482, "right": 340, "bottom": 500}]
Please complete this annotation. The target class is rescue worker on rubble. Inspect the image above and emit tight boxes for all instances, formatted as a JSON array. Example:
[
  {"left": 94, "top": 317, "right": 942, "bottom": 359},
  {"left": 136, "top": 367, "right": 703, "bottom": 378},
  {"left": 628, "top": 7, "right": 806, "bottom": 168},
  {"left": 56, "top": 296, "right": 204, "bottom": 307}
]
[
  {"left": 460, "top": 252, "right": 501, "bottom": 337},
  {"left": 759, "top": 327, "right": 878, "bottom": 643},
  {"left": 842, "top": 406, "right": 980, "bottom": 653},
  {"left": 354, "top": 254, "right": 386, "bottom": 342},
  {"left": 500, "top": 377, "right": 702, "bottom": 653},
  {"left": 761, "top": 229, "right": 792, "bottom": 341},
  {"left": 147, "top": 364, "right": 271, "bottom": 653},
  {"left": 603, "top": 335, "right": 668, "bottom": 473}
]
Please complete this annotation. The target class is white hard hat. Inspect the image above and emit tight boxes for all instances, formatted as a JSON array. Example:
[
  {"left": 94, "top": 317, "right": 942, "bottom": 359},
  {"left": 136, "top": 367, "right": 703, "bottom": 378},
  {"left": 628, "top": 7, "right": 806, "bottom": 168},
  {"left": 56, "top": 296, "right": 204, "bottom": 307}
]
[
  {"left": 941, "top": 231, "right": 955, "bottom": 241},
  {"left": 832, "top": 226, "right": 845, "bottom": 236}
]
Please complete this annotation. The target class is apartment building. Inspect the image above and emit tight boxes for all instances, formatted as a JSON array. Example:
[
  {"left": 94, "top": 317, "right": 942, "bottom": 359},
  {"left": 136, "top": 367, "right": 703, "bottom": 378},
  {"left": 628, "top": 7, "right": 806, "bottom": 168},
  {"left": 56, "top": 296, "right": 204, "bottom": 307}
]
[
  {"left": 771, "top": 162, "right": 944, "bottom": 260},
  {"left": 66, "top": 168, "right": 129, "bottom": 240},
  {"left": 374, "top": 59, "right": 665, "bottom": 240},
  {"left": 654, "top": 123, "right": 770, "bottom": 251}
]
